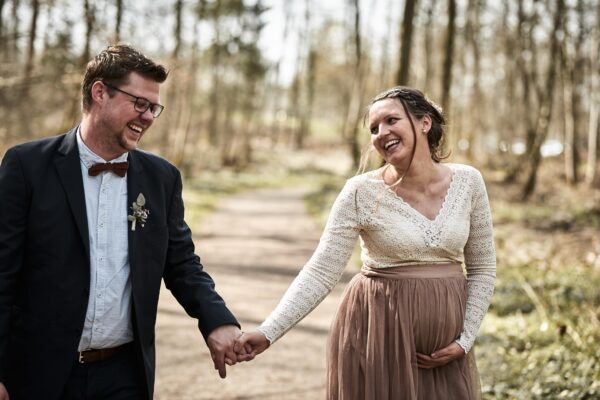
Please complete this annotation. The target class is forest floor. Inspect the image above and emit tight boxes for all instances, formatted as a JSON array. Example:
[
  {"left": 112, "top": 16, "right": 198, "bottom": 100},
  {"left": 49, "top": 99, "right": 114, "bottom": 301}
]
[
  {"left": 153, "top": 185, "right": 342, "bottom": 399},
  {"left": 153, "top": 151, "right": 600, "bottom": 400}
]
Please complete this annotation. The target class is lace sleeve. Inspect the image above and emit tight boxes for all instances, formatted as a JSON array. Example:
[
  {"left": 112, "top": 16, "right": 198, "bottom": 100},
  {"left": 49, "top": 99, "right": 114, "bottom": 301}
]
[
  {"left": 456, "top": 169, "right": 496, "bottom": 353},
  {"left": 257, "top": 179, "right": 361, "bottom": 343}
]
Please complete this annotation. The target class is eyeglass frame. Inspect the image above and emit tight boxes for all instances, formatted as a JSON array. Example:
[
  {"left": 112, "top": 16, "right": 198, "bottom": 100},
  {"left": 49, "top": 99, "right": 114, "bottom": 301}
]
[{"left": 101, "top": 81, "right": 165, "bottom": 118}]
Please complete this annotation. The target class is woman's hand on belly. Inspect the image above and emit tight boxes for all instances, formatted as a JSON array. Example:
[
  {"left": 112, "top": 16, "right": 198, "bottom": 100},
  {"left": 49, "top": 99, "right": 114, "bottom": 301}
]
[{"left": 416, "top": 341, "right": 466, "bottom": 369}]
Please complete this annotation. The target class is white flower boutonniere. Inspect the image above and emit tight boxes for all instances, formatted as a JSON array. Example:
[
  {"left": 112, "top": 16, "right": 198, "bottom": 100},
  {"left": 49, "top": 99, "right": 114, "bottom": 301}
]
[{"left": 128, "top": 193, "right": 150, "bottom": 231}]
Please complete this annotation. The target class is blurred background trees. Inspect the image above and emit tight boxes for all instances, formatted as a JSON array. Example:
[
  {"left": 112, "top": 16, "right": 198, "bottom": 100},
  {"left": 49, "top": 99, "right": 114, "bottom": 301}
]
[{"left": 1, "top": 0, "right": 599, "bottom": 197}]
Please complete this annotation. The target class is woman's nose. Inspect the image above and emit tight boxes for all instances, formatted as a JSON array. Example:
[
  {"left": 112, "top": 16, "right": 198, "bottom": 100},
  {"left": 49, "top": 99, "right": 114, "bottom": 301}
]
[{"left": 376, "top": 123, "right": 390, "bottom": 136}]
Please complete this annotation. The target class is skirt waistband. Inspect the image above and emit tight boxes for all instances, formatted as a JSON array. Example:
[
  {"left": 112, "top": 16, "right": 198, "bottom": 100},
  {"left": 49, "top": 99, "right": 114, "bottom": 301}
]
[{"left": 360, "top": 263, "right": 463, "bottom": 279}]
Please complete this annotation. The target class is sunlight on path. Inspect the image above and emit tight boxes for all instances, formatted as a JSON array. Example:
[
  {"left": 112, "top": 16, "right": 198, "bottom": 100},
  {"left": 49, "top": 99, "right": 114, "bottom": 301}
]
[{"left": 155, "top": 187, "right": 347, "bottom": 399}]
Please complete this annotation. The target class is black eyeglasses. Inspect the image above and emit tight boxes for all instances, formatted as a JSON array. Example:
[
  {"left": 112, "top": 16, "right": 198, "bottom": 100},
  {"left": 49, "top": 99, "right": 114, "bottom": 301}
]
[{"left": 103, "top": 82, "right": 165, "bottom": 118}]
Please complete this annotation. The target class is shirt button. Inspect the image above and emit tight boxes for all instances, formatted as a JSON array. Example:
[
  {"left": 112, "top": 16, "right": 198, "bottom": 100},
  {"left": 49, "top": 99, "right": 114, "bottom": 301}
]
[{"left": 97, "top": 292, "right": 103, "bottom": 298}]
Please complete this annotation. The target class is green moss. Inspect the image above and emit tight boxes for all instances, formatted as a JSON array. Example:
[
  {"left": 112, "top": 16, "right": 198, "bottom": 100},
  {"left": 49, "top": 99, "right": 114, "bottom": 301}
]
[{"left": 480, "top": 260, "right": 600, "bottom": 399}]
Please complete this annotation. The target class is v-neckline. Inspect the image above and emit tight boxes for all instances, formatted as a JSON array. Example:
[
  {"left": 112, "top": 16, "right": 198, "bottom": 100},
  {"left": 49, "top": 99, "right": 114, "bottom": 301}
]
[{"left": 373, "top": 166, "right": 457, "bottom": 223}]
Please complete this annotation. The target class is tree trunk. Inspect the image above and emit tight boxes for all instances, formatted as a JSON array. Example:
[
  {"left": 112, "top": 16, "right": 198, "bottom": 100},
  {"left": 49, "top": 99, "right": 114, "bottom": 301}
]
[
  {"left": 505, "top": 0, "right": 538, "bottom": 183},
  {"left": 586, "top": 92, "right": 599, "bottom": 187},
  {"left": 208, "top": 15, "right": 222, "bottom": 148},
  {"left": 521, "top": 0, "right": 565, "bottom": 199},
  {"left": 81, "top": 0, "right": 94, "bottom": 66},
  {"left": 586, "top": 6, "right": 600, "bottom": 186},
  {"left": 294, "top": 0, "right": 313, "bottom": 150},
  {"left": 114, "top": 0, "right": 123, "bottom": 43},
  {"left": 440, "top": 0, "right": 456, "bottom": 114},
  {"left": 350, "top": 0, "right": 362, "bottom": 168},
  {"left": 0, "top": 0, "right": 6, "bottom": 54},
  {"left": 561, "top": 43, "right": 576, "bottom": 184},
  {"left": 423, "top": 0, "right": 438, "bottom": 93},
  {"left": 465, "top": 0, "right": 484, "bottom": 160},
  {"left": 395, "top": 0, "right": 417, "bottom": 85},
  {"left": 172, "top": 0, "right": 183, "bottom": 59},
  {"left": 162, "top": 0, "right": 185, "bottom": 153},
  {"left": 296, "top": 46, "right": 316, "bottom": 149},
  {"left": 169, "top": 78, "right": 191, "bottom": 168},
  {"left": 342, "top": 0, "right": 366, "bottom": 168},
  {"left": 240, "top": 80, "right": 260, "bottom": 168},
  {"left": 59, "top": 0, "right": 93, "bottom": 131},
  {"left": 42, "top": 3, "right": 53, "bottom": 54},
  {"left": 183, "top": 23, "right": 202, "bottom": 175},
  {"left": 566, "top": 0, "right": 586, "bottom": 184},
  {"left": 23, "top": 0, "right": 39, "bottom": 91},
  {"left": 10, "top": 0, "right": 20, "bottom": 60},
  {"left": 500, "top": 1, "right": 518, "bottom": 157},
  {"left": 220, "top": 92, "right": 239, "bottom": 166},
  {"left": 378, "top": 0, "right": 394, "bottom": 87},
  {"left": 561, "top": 0, "right": 585, "bottom": 185},
  {"left": 268, "top": 2, "right": 292, "bottom": 146}
]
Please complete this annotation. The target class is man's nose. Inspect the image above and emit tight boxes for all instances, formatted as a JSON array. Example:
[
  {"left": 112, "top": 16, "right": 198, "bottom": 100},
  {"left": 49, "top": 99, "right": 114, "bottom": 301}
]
[{"left": 139, "top": 107, "right": 155, "bottom": 122}]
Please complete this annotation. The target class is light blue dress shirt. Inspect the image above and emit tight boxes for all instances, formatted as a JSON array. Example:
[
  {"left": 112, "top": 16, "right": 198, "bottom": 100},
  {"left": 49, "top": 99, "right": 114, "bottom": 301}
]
[{"left": 76, "top": 129, "right": 133, "bottom": 351}]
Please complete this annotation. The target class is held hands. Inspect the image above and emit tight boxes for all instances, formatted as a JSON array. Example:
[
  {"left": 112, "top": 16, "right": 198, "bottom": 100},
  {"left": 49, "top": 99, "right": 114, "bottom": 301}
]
[
  {"left": 206, "top": 326, "right": 269, "bottom": 379},
  {"left": 234, "top": 330, "right": 270, "bottom": 360},
  {"left": 416, "top": 341, "right": 465, "bottom": 369},
  {"left": 206, "top": 325, "right": 255, "bottom": 379}
]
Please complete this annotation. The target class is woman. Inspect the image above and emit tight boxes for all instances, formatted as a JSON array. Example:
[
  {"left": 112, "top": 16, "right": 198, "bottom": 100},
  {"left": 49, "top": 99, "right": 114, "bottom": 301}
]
[{"left": 235, "top": 86, "right": 496, "bottom": 399}]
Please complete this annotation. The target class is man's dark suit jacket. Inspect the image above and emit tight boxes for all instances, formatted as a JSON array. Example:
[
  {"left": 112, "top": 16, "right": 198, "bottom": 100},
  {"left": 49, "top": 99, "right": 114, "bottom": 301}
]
[{"left": 0, "top": 129, "right": 239, "bottom": 400}]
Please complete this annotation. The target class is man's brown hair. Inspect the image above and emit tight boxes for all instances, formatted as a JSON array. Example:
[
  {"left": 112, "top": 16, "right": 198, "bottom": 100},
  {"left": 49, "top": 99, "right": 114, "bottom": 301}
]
[{"left": 81, "top": 44, "right": 168, "bottom": 112}]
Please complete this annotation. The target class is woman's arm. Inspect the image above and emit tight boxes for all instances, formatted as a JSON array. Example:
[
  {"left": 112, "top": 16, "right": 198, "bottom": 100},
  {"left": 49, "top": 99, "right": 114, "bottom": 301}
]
[
  {"left": 456, "top": 169, "right": 497, "bottom": 353},
  {"left": 244, "top": 178, "right": 363, "bottom": 352}
]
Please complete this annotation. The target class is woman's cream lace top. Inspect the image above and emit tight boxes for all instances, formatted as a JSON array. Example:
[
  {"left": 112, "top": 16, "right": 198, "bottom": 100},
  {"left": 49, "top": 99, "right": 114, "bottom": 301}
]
[{"left": 257, "top": 164, "right": 496, "bottom": 353}]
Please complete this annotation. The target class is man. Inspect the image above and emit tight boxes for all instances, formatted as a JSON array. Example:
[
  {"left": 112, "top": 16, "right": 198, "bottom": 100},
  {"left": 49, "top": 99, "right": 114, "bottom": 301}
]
[{"left": 0, "top": 45, "right": 248, "bottom": 400}]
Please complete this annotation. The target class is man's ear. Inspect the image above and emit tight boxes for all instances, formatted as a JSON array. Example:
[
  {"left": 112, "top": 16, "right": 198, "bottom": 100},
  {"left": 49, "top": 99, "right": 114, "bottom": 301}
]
[{"left": 90, "top": 81, "right": 106, "bottom": 105}]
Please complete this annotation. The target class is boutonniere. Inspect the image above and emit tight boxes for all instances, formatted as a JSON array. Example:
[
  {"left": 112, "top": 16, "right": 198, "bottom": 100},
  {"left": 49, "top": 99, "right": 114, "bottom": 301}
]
[{"left": 128, "top": 193, "right": 150, "bottom": 231}]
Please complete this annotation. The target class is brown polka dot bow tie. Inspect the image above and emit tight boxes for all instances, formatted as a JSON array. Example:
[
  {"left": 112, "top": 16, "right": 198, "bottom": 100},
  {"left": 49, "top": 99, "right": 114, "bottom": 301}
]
[{"left": 88, "top": 162, "right": 129, "bottom": 177}]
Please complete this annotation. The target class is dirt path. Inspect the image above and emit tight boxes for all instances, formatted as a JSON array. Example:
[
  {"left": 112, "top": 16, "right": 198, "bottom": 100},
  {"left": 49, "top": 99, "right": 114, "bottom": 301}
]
[{"left": 154, "top": 187, "right": 349, "bottom": 399}]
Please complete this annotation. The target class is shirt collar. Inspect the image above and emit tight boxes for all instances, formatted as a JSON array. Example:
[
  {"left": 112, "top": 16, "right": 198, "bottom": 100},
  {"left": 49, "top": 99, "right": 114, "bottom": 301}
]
[{"left": 76, "top": 126, "right": 129, "bottom": 169}]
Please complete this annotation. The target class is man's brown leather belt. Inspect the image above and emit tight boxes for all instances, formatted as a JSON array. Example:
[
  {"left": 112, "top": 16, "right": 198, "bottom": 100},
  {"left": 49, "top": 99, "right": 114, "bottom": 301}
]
[{"left": 76, "top": 343, "right": 131, "bottom": 364}]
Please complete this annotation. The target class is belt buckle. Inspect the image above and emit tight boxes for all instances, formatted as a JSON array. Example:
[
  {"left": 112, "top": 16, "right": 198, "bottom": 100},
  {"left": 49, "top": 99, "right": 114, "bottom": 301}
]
[{"left": 78, "top": 351, "right": 85, "bottom": 364}]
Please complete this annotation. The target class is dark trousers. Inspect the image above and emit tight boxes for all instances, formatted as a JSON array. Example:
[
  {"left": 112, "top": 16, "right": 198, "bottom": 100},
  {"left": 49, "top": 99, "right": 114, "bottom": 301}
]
[{"left": 59, "top": 345, "right": 146, "bottom": 400}]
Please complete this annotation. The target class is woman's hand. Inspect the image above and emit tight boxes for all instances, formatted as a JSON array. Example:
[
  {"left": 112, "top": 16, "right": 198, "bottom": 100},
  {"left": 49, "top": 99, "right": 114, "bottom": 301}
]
[
  {"left": 0, "top": 382, "right": 9, "bottom": 400},
  {"left": 234, "top": 330, "right": 270, "bottom": 361},
  {"left": 416, "top": 341, "right": 465, "bottom": 369}
]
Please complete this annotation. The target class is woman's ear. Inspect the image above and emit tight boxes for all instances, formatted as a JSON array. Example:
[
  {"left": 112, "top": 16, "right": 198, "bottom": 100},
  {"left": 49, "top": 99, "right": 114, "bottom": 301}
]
[{"left": 421, "top": 115, "right": 432, "bottom": 134}]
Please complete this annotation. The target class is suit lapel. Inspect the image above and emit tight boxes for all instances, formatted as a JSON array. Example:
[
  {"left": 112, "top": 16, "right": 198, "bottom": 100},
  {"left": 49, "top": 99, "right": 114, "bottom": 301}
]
[
  {"left": 126, "top": 151, "right": 145, "bottom": 275},
  {"left": 54, "top": 128, "right": 90, "bottom": 259}
]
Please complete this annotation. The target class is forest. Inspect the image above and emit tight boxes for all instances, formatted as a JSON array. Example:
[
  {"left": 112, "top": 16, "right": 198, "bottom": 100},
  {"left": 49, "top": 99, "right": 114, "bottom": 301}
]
[{"left": 1, "top": 0, "right": 599, "bottom": 398}]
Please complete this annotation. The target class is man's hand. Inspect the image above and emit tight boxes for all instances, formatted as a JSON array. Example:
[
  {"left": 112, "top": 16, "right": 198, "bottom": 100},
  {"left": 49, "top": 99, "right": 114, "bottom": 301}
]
[
  {"left": 416, "top": 341, "right": 465, "bottom": 369},
  {"left": 0, "top": 382, "right": 9, "bottom": 400},
  {"left": 234, "top": 330, "right": 270, "bottom": 360},
  {"left": 206, "top": 325, "right": 244, "bottom": 379}
]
